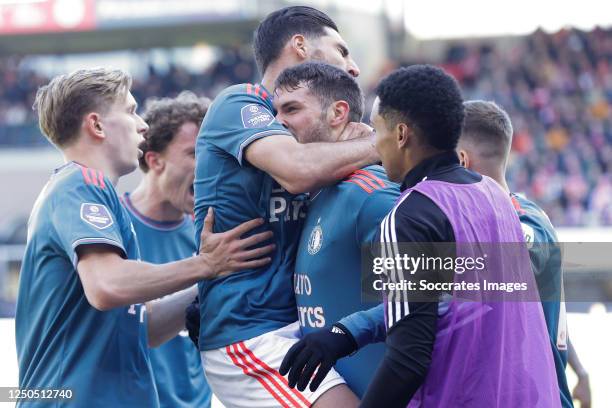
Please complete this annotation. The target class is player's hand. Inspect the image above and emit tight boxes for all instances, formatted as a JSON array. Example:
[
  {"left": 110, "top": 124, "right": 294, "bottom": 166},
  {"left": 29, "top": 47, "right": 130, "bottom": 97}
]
[
  {"left": 185, "top": 296, "right": 200, "bottom": 348},
  {"left": 572, "top": 373, "right": 591, "bottom": 408},
  {"left": 279, "top": 325, "right": 357, "bottom": 392},
  {"left": 199, "top": 207, "right": 275, "bottom": 279},
  {"left": 338, "top": 121, "right": 374, "bottom": 142}
]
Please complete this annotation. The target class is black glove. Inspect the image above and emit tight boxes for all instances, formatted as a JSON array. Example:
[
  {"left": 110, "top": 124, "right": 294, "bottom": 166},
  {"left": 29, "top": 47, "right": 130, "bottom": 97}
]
[
  {"left": 279, "top": 324, "right": 358, "bottom": 392},
  {"left": 185, "top": 296, "right": 200, "bottom": 348}
]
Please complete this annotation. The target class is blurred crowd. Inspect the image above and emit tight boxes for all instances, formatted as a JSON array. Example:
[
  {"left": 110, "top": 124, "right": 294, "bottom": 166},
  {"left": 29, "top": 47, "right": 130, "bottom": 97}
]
[
  {"left": 1, "top": 29, "right": 611, "bottom": 226},
  {"left": 367, "top": 28, "right": 612, "bottom": 226},
  {"left": 0, "top": 45, "right": 256, "bottom": 129}
]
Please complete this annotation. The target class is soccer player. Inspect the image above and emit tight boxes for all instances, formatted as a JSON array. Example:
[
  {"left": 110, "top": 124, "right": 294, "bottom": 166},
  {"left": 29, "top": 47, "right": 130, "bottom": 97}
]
[
  {"left": 15, "top": 68, "right": 273, "bottom": 407},
  {"left": 281, "top": 65, "right": 560, "bottom": 407},
  {"left": 122, "top": 92, "right": 212, "bottom": 407},
  {"left": 193, "top": 6, "right": 378, "bottom": 407},
  {"left": 456, "top": 99, "right": 582, "bottom": 407},
  {"left": 271, "top": 62, "right": 399, "bottom": 397}
]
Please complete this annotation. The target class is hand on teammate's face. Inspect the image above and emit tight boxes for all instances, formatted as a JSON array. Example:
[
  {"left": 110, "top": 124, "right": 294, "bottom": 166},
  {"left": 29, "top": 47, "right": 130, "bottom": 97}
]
[
  {"left": 338, "top": 121, "right": 374, "bottom": 142},
  {"left": 198, "top": 208, "right": 275, "bottom": 279}
]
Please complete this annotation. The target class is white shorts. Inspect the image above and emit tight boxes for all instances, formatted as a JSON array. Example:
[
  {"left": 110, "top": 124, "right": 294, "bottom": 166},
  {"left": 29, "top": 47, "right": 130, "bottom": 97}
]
[{"left": 201, "top": 321, "right": 346, "bottom": 408}]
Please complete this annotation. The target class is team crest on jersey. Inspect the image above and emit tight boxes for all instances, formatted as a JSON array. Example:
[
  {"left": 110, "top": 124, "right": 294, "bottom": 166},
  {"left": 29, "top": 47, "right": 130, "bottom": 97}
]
[
  {"left": 308, "top": 224, "right": 323, "bottom": 255},
  {"left": 520, "top": 222, "right": 535, "bottom": 249},
  {"left": 241, "top": 104, "right": 274, "bottom": 128},
  {"left": 80, "top": 203, "right": 113, "bottom": 230}
]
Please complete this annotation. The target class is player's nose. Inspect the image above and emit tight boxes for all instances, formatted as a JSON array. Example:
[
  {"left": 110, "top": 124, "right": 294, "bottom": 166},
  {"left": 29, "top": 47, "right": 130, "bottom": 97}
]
[
  {"left": 137, "top": 114, "right": 149, "bottom": 135},
  {"left": 347, "top": 58, "right": 360, "bottom": 77},
  {"left": 276, "top": 114, "right": 289, "bottom": 129}
]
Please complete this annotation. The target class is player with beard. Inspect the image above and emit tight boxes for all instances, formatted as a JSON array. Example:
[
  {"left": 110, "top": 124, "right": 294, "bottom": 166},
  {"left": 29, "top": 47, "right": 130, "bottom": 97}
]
[
  {"left": 280, "top": 66, "right": 560, "bottom": 407},
  {"left": 272, "top": 62, "right": 399, "bottom": 397},
  {"left": 193, "top": 6, "right": 378, "bottom": 408}
]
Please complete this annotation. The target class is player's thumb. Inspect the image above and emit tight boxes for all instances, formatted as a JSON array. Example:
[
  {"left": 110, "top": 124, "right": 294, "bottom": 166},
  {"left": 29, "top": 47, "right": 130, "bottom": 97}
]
[{"left": 203, "top": 207, "right": 215, "bottom": 233}]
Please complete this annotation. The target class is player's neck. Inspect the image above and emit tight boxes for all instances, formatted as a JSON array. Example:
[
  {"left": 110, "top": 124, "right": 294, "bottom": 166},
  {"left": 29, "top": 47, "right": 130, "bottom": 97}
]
[
  {"left": 493, "top": 174, "right": 510, "bottom": 193},
  {"left": 129, "top": 178, "right": 184, "bottom": 222},
  {"left": 260, "top": 71, "right": 278, "bottom": 95},
  {"left": 62, "top": 148, "right": 120, "bottom": 185},
  {"left": 474, "top": 165, "right": 510, "bottom": 193},
  {"left": 261, "top": 60, "right": 294, "bottom": 94}
]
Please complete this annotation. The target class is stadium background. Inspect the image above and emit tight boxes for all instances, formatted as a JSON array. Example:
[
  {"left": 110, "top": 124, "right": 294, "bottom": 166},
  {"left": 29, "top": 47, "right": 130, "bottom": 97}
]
[{"left": 0, "top": 0, "right": 610, "bottom": 406}]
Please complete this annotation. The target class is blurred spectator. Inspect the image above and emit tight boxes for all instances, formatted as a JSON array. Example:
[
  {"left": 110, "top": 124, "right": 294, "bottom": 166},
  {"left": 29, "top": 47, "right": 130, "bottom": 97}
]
[
  {"left": 0, "top": 45, "right": 256, "bottom": 129},
  {"left": 366, "top": 27, "right": 612, "bottom": 226}
]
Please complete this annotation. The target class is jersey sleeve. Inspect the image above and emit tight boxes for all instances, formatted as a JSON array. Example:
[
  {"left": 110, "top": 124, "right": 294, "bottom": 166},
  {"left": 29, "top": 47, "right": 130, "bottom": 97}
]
[
  {"left": 355, "top": 185, "right": 399, "bottom": 246},
  {"left": 338, "top": 303, "right": 387, "bottom": 348},
  {"left": 52, "top": 182, "right": 127, "bottom": 268},
  {"left": 203, "top": 88, "right": 292, "bottom": 165}
]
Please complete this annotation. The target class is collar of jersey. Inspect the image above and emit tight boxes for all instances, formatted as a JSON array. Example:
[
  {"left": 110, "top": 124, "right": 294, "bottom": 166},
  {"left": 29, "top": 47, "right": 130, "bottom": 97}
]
[{"left": 122, "top": 193, "right": 187, "bottom": 231}]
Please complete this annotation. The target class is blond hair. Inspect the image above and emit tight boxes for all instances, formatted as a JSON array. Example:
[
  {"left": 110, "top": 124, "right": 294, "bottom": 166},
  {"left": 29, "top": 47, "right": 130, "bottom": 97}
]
[{"left": 33, "top": 68, "right": 132, "bottom": 147}]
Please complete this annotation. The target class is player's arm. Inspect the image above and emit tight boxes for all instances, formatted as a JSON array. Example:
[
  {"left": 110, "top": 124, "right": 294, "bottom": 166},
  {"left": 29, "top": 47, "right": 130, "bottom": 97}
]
[
  {"left": 245, "top": 126, "right": 378, "bottom": 194},
  {"left": 342, "top": 184, "right": 400, "bottom": 347},
  {"left": 146, "top": 285, "right": 198, "bottom": 348},
  {"left": 338, "top": 303, "right": 386, "bottom": 347},
  {"left": 77, "top": 209, "right": 274, "bottom": 311},
  {"left": 568, "top": 338, "right": 591, "bottom": 408}
]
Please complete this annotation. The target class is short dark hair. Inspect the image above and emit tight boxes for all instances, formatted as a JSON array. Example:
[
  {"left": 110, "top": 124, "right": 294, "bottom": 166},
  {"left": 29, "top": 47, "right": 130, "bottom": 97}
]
[
  {"left": 461, "top": 100, "right": 513, "bottom": 160},
  {"left": 275, "top": 62, "right": 364, "bottom": 122},
  {"left": 253, "top": 6, "right": 338, "bottom": 75},
  {"left": 375, "top": 64, "right": 464, "bottom": 150},
  {"left": 139, "top": 91, "right": 210, "bottom": 172}
]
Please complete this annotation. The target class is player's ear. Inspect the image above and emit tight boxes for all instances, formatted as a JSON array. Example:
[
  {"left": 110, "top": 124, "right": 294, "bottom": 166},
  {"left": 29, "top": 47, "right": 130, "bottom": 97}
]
[
  {"left": 329, "top": 100, "right": 350, "bottom": 127},
  {"left": 145, "top": 151, "right": 165, "bottom": 173},
  {"left": 290, "top": 34, "right": 308, "bottom": 60},
  {"left": 458, "top": 149, "right": 470, "bottom": 168},
  {"left": 396, "top": 122, "right": 411, "bottom": 149},
  {"left": 83, "top": 112, "right": 105, "bottom": 141}
]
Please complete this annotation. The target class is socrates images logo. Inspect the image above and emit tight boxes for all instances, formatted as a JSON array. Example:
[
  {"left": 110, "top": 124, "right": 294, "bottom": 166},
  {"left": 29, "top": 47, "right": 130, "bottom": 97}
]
[{"left": 308, "top": 224, "right": 323, "bottom": 255}]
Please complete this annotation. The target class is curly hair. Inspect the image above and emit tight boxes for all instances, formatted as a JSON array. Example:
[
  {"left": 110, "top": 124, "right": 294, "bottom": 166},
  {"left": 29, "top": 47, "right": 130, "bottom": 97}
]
[
  {"left": 375, "top": 65, "right": 464, "bottom": 150},
  {"left": 275, "top": 62, "right": 364, "bottom": 122},
  {"left": 139, "top": 91, "right": 210, "bottom": 172}
]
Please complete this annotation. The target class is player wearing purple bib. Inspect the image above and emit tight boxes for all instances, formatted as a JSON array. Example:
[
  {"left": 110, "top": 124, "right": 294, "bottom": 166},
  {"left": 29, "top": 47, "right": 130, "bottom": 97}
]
[{"left": 282, "top": 66, "right": 560, "bottom": 407}]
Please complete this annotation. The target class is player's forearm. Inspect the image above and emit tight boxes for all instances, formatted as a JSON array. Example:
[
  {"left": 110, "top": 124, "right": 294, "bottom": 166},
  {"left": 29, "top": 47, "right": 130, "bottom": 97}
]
[
  {"left": 567, "top": 338, "right": 588, "bottom": 377},
  {"left": 338, "top": 303, "right": 386, "bottom": 348},
  {"left": 146, "top": 285, "right": 198, "bottom": 348},
  {"left": 288, "top": 138, "right": 378, "bottom": 193},
  {"left": 79, "top": 254, "right": 208, "bottom": 310}
]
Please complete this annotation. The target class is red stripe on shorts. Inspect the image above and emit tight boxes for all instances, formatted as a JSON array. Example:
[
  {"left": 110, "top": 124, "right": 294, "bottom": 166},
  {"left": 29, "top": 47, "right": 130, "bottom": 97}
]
[
  {"left": 225, "top": 345, "right": 290, "bottom": 408},
  {"left": 238, "top": 342, "right": 311, "bottom": 407}
]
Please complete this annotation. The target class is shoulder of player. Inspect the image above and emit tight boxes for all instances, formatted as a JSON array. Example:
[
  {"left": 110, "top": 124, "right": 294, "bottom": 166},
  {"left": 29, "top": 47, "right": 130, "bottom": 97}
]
[
  {"left": 51, "top": 164, "right": 118, "bottom": 209},
  {"left": 341, "top": 166, "right": 396, "bottom": 195},
  {"left": 512, "top": 193, "right": 557, "bottom": 241},
  {"left": 54, "top": 163, "right": 110, "bottom": 193},
  {"left": 217, "top": 82, "right": 271, "bottom": 104},
  {"left": 512, "top": 194, "right": 553, "bottom": 227}
]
